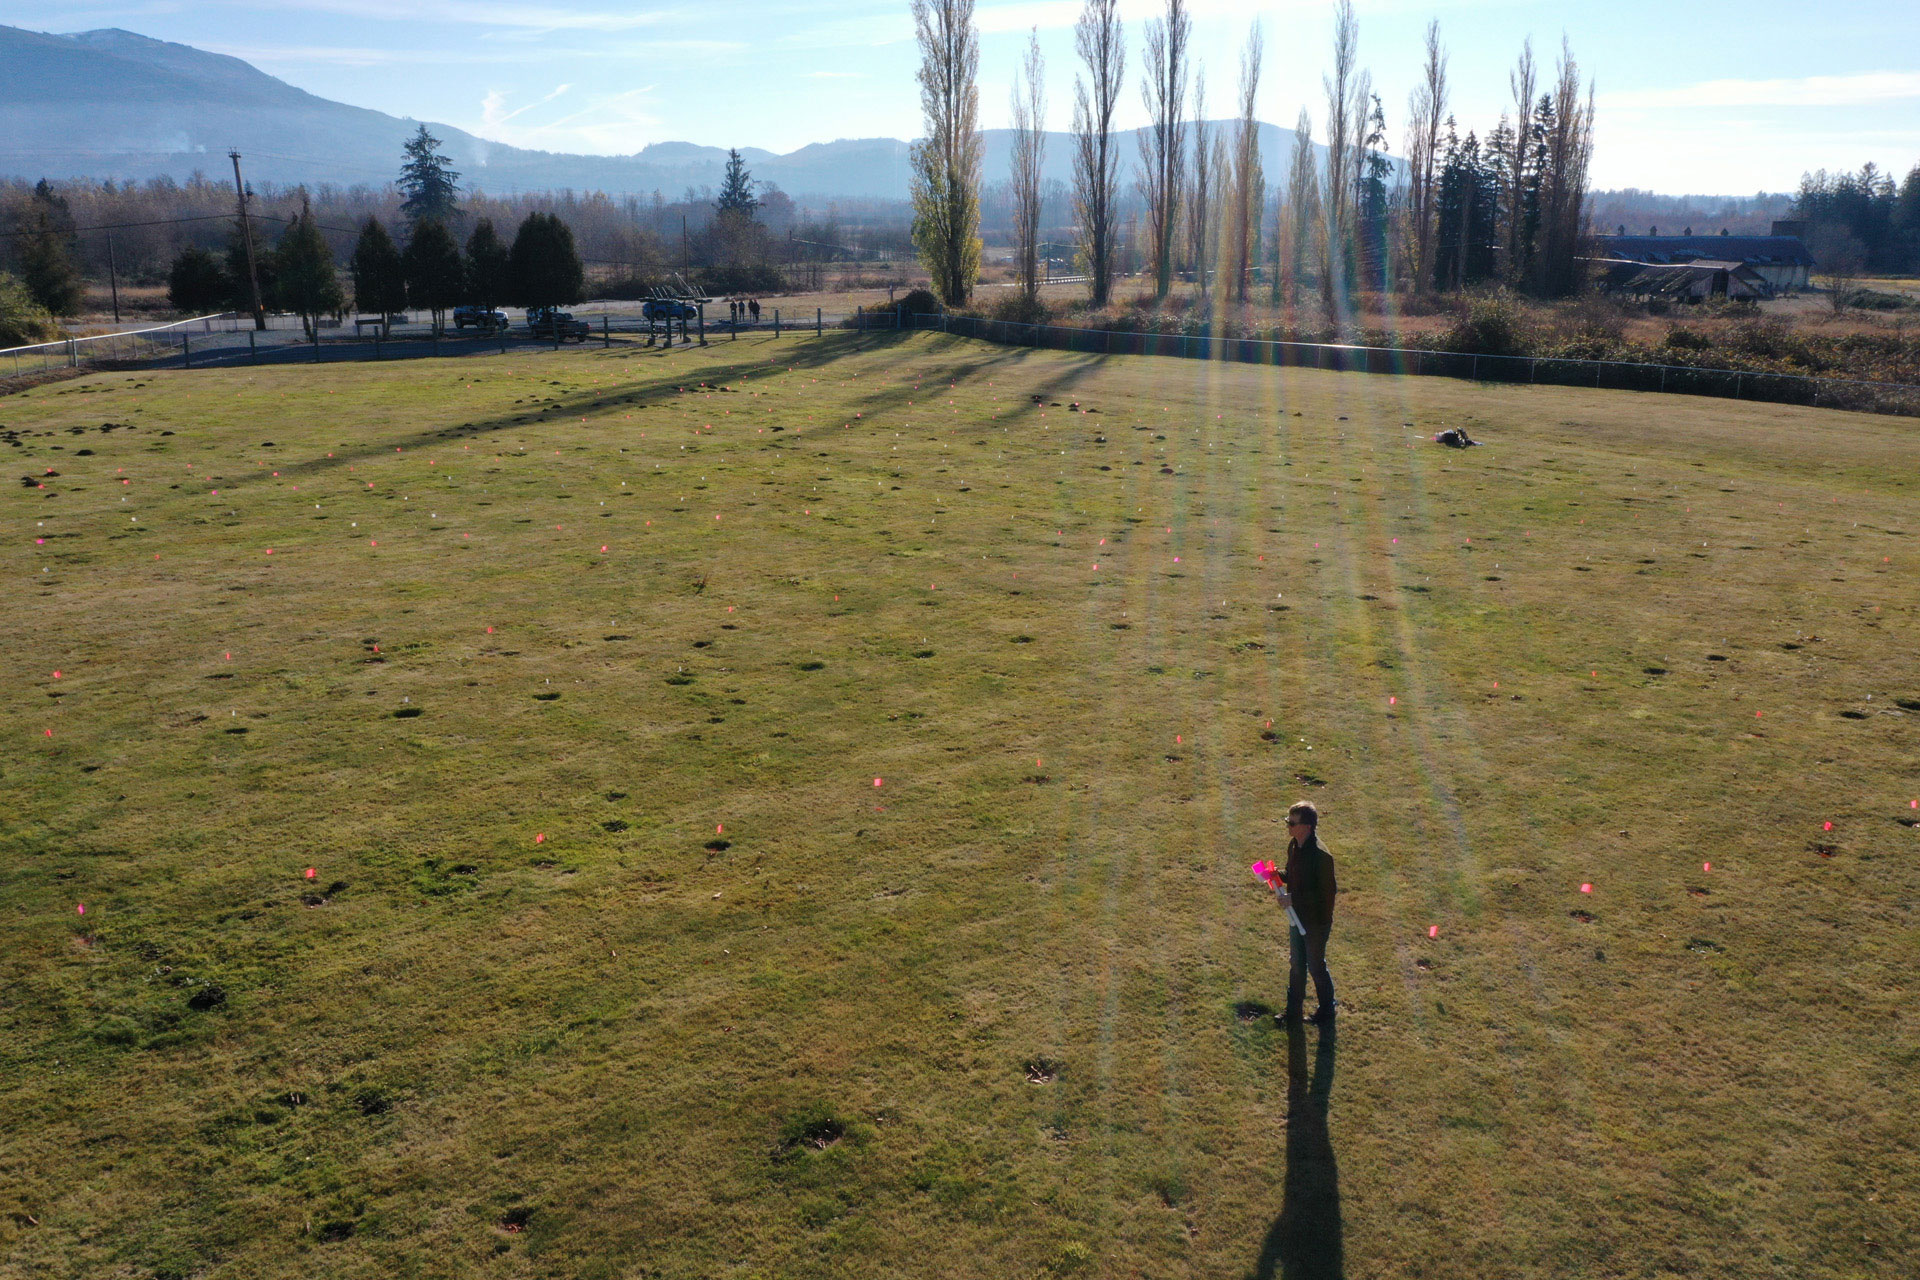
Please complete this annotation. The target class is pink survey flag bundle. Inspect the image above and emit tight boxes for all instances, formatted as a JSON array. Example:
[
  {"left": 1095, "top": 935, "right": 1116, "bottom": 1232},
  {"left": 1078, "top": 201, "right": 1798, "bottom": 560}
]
[{"left": 1251, "top": 861, "right": 1306, "bottom": 934}]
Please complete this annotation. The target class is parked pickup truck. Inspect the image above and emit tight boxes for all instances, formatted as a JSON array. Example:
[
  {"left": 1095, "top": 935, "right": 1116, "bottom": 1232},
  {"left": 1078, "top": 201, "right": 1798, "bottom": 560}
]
[
  {"left": 453, "top": 305, "right": 508, "bottom": 331},
  {"left": 527, "top": 307, "right": 591, "bottom": 342},
  {"left": 642, "top": 297, "right": 698, "bottom": 322}
]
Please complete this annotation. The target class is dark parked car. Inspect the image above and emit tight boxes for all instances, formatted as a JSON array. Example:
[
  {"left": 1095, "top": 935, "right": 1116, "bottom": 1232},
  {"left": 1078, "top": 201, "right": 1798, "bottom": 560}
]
[
  {"left": 527, "top": 307, "right": 591, "bottom": 342},
  {"left": 454, "top": 305, "right": 508, "bottom": 331}
]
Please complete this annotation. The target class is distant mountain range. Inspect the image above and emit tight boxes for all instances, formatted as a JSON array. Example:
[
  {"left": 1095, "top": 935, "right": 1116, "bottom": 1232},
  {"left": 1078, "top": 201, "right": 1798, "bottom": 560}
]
[{"left": 0, "top": 23, "right": 1350, "bottom": 204}]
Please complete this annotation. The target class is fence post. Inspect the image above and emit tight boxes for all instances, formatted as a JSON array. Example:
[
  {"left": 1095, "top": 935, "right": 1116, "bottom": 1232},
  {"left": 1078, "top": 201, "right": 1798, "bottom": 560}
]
[
  {"left": 775, "top": 309, "right": 781, "bottom": 338},
  {"left": 698, "top": 303, "right": 707, "bottom": 346},
  {"left": 816, "top": 307, "right": 821, "bottom": 335},
  {"left": 313, "top": 328, "right": 321, "bottom": 363},
  {"left": 603, "top": 315, "right": 610, "bottom": 348},
  {"left": 182, "top": 335, "right": 191, "bottom": 369},
  {"left": 1735, "top": 372, "right": 1742, "bottom": 399},
  {"left": 249, "top": 330, "right": 257, "bottom": 365}
]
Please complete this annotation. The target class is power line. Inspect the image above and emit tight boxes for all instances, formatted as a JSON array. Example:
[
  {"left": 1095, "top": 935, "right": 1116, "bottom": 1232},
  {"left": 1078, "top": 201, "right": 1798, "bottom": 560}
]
[{"left": 0, "top": 212, "right": 240, "bottom": 240}]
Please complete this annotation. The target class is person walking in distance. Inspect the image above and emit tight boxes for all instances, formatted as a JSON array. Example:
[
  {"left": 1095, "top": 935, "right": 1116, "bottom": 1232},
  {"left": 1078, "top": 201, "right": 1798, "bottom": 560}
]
[
  {"left": 749, "top": 298, "right": 761, "bottom": 324},
  {"left": 1273, "top": 801, "right": 1338, "bottom": 1024}
]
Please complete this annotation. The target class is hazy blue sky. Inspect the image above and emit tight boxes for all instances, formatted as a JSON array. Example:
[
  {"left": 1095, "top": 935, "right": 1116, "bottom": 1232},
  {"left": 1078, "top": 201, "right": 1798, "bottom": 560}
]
[{"left": 9, "top": 0, "right": 1919, "bottom": 194}]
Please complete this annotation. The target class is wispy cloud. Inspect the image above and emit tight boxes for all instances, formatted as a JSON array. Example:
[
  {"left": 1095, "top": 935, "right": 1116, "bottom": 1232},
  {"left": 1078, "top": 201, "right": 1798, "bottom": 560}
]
[
  {"left": 1605, "top": 71, "right": 1920, "bottom": 111},
  {"left": 481, "top": 82, "right": 573, "bottom": 130},
  {"left": 469, "top": 84, "right": 662, "bottom": 154}
]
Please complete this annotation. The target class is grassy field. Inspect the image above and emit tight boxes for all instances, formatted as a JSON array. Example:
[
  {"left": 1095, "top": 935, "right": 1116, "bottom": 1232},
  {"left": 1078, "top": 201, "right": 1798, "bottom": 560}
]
[{"left": 2, "top": 331, "right": 1915, "bottom": 1280}]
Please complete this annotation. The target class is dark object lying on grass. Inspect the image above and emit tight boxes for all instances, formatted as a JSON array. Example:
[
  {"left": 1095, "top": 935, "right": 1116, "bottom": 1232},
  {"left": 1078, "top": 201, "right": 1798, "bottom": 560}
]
[{"left": 1434, "top": 427, "right": 1479, "bottom": 448}]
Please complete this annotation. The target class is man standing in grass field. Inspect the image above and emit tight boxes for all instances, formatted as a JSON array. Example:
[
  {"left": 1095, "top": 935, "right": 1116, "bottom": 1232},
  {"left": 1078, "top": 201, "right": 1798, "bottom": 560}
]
[{"left": 1273, "top": 802, "right": 1338, "bottom": 1025}]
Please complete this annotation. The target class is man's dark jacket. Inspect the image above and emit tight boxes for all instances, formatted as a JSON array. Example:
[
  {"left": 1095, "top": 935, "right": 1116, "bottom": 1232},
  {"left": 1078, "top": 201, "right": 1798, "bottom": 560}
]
[{"left": 1282, "top": 833, "right": 1338, "bottom": 938}]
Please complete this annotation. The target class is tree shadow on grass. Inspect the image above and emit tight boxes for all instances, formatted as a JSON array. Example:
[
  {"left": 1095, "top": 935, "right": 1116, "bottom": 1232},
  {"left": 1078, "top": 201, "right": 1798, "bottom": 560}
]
[{"left": 1253, "top": 1022, "right": 1342, "bottom": 1280}]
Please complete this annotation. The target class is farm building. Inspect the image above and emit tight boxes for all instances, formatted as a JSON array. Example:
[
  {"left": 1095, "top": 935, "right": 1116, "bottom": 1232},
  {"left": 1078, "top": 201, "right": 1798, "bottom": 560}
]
[
  {"left": 1592, "top": 233, "right": 1815, "bottom": 293},
  {"left": 1592, "top": 258, "right": 1774, "bottom": 302}
]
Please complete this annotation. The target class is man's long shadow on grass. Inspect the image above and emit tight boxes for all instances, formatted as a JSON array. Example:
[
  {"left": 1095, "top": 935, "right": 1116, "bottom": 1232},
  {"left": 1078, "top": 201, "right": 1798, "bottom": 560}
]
[{"left": 1253, "top": 1023, "right": 1342, "bottom": 1280}]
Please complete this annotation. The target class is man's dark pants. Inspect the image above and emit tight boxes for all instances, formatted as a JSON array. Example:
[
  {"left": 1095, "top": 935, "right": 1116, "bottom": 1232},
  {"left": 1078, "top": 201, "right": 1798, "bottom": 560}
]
[{"left": 1287, "top": 925, "right": 1335, "bottom": 1017}]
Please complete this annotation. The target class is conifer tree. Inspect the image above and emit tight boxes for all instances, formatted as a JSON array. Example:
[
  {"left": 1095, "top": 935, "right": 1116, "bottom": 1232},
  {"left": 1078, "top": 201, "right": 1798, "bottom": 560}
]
[
  {"left": 272, "top": 205, "right": 344, "bottom": 338},
  {"left": 403, "top": 219, "right": 464, "bottom": 333},
  {"left": 715, "top": 150, "right": 761, "bottom": 217},
  {"left": 508, "top": 212, "right": 584, "bottom": 311},
  {"left": 464, "top": 219, "right": 512, "bottom": 309},
  {"left": 350, "top": 218, "right": 407, "bottom": 320},
  {"left": 399, "top": 125, "right": 462, "bottom": 226},
  {"left": 167, "top": 246, "right": 232, "bottom": 315},
  {"left": 18, "top": 180, "right": 83, "bottom": 317}
]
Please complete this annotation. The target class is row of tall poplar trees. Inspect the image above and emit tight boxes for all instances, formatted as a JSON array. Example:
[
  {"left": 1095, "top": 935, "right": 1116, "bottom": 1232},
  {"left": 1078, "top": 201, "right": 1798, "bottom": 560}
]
[{"left": 908, "top": 0, "right": 1596, "bottom": 313}]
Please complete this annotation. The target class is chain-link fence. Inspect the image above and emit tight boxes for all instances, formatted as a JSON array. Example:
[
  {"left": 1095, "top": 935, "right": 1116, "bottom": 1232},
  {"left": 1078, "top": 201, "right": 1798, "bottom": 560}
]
[
  {"left": 12, "top": 302, "right": 1908, "bottom": 417},
  {"left": 0, "top": 313, "right": 258, "bottom": 380},
  {"left": 907, "top": 312, "right": 1920, "bottom": 418},
  {"left": 0, "top": 303, "right": 902, "bottom": 379}
]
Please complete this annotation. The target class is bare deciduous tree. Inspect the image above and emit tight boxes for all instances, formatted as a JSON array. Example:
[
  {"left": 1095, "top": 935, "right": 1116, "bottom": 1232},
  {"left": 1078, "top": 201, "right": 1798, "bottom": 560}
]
[
  {"left": 1532, "top": 39, "right": 1595, "bottom": 297},
  {"left": 1404, "top": 20, "right": 1448, "bottom": 294},
  {"left": 1071, "top": 0, "right": 1125, "bottom": 307},
  {"left": 1226, "top": 22, "right": 1263, "bottom": 302},
  {"left": 1284, "top": 107, "right": 1321, "bottom": 306},
  {"left": 1009, "top": 27, "right": 1047, "bottom": 304},
  {"left": 1501, "top": 38, "right": 1537, "bottom": 283},
  {"left": 1185, "top": 73, "right": 1213, "bottom": 294},
  {"left": 1137, "top": 0, "right": 1190, "bottom": 299},
  {"left": 908, "top": 0, "right": 983, "bottom": 306},
  {"left": 1320, "top": 0, "right": 1360, "bottom": 313}
]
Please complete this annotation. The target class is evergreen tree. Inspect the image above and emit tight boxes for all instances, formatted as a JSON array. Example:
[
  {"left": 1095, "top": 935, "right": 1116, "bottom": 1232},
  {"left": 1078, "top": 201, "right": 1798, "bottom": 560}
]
[
  {"left": 1430, "top": 125, "right": 1501, "bottom": 291},
  {"left": 464, "top": 219, "right": 512, "bottom": 308},
  {"left": 1898, "top": 164, "right": 1920, "bottom": 269},
  {"left": 399, "top": 125, "right": 461, "bottom": 226},
  {"left": 18, "top": 180, "right": 83, "bottom": 317},
  {"left": 349, "top": 218, "right": 407, "bottom": 319},
  {"left": 167, "top": 246, "right": 232, "bottom": 314},
  {"left": 0, "top": 270, "right": 60, "bottom": 346},
  {"left": 1797, "top": 163, "right": 1913, "bottom": 272},
  {"left": 271, "top": 207, "right": 344, "bottom": 338},
  {"left": 1356, "top": 91, "right": 1392, "bottom": 292},
  {"left": 402, "top": 219, "right": 464, "bottom": 333},
  {"left": 1515, "top": 93, "right": 1553, "bottom": 288},
  {"left": 508, "top": 212, "right": 585, "bottom": 310},
  {"left": 715, "top": 149, "right": 761, "bottom": 217}
]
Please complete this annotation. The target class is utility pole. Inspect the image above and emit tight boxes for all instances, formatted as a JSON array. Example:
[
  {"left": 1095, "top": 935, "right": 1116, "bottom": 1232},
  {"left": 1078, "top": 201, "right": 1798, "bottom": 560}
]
[
  {"left": 230, "top": 150, "right": 267, "bottom": 330},
  {"left": 105, "top": 230, "right": 121, "bottom": 325}
]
